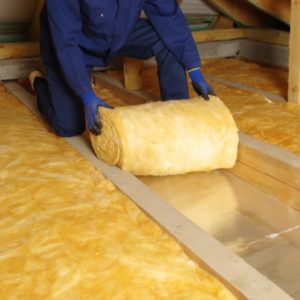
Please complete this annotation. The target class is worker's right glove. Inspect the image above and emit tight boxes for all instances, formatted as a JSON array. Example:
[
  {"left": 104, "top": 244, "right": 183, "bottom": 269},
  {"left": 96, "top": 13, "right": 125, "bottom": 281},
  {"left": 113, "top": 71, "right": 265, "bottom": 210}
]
[
  {"left": 81, "top": 91, "right": 111, "bottom": 135},
  {"left": 188, "top": 68, "right": 215, "bottom": 100}
]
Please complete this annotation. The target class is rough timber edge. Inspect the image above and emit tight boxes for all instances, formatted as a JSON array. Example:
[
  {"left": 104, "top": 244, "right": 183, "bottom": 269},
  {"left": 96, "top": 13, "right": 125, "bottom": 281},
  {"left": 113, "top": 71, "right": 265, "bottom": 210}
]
[
  {"left": 4, "top": 81, "right": 294, "bottom": 300},
  {"left": 246, "top": 0, "right": 290, "bottom": 25},
  {"left": 205, "top": 0, "right": 285, "bottom": 27}
]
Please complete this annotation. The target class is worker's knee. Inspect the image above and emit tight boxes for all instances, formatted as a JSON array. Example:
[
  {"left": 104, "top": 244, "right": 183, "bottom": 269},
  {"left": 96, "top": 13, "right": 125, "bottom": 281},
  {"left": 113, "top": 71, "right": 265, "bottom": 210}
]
[
  {"left": 49, "top": 116, "right": 85, "bottom": 137},
  {"left": 52, "top": 124, "right": 85, "bottom": 137}
]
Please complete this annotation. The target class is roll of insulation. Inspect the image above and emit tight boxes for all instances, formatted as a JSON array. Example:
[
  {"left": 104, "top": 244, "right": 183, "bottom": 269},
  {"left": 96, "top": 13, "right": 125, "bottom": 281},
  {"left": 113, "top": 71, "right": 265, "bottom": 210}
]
[{"left": 91, "top": 97, "right": 239, "bottom": 176}]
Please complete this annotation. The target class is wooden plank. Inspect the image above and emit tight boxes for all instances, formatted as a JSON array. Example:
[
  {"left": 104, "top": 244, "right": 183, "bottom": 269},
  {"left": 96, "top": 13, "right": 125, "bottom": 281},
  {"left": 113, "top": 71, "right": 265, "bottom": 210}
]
[
  {"left": 211, "top": 15, "right": 234, "bottom": 29},
  {"left": 243, "top": 28, "right": 289, "bottom": 46},
  {"left": 29, "top": 0, "right": 45, "bottom": 41},
  {"left": 0, "top": 42, "right": 40, "bottom": 60},
  {"left": 231, "top": 161, "right": 300, "bottom": 211},
  {"left": 288, "top": 0, "right": 300, "bottom": 104},
  {"left": 231, "top": 133, "right": 300, "bottom": 211},
  {"left": 192, "top": 28, "right": 244, "bottom": 43},
  {"left": 5, "top": 81, "right": 294, "bottom": 300},
  {"left": 205, "top": 0, "right": 282, "bottom": 27},
  {"left": 123, "top": 57, "right": 144, "bottom": 90},
  {"left": 93, "top": 72, "right": 155, "bottom": 105},
  {"left": 247, "top": 0, "right": 290, "bottom": 25}
]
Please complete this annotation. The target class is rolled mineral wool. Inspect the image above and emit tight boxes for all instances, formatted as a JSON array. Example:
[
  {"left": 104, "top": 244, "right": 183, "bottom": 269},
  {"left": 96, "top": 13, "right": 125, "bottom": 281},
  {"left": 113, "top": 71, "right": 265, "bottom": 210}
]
[{"left": 90, "top": 96, "right": 239, "bottom": 176}]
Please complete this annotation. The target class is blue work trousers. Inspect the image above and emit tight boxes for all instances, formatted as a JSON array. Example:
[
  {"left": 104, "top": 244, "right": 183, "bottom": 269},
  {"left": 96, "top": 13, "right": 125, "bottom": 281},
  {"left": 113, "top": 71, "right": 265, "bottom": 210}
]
[{"left": 35, "top": 20, "right": 189, "bottom": 137}]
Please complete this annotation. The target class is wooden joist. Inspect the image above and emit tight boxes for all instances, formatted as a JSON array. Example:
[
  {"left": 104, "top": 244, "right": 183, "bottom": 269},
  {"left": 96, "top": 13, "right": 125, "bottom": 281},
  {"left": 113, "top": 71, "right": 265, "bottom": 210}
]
[
  {"left": 288, "top": 0, "right": 300, "bottom": 104},
  {"left": 205, "top": 0, "right": 284, "bottom": 27},
  {"left": 93, "top": 72, "right": 151, "bottom": 105},
  {"left": 231, "top": 133, "right": 300, "bottom": 211},
  {"left": 211, "top": 15, "right": 234, "bottom": 29},
  {"left": 193, "top": 28, "right": 289, "bottom": 46},
  {"left": 247, "top": 0, "right": 290, "bottom": 25},
  {"left": 0, "top": 42, "right": 39, "bottom": 60},
  {"left": 123, "top": 57, "right": 144, "bottom": 90},
  {"left": 243, "top": 28, "right": 289, "bottom": 46},
  {"left": 192, "top": 28, "right": 244, "bottom": 43}
]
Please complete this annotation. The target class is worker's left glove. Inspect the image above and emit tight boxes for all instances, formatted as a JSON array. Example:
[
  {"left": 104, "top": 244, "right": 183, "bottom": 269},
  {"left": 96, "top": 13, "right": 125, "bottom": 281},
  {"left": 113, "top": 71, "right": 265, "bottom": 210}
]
[
  {"left": 81, "top": 91, "right": 111, "bottom": 135},
  {"left": 188, "top": 68, "right": 215, "bottom": 100}
]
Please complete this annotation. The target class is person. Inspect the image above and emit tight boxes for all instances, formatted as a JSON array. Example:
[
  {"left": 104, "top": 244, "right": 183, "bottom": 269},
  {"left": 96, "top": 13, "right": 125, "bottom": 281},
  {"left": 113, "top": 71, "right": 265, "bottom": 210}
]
[{"left": 30, "top": 0, "right": 215, "bottom": 137}]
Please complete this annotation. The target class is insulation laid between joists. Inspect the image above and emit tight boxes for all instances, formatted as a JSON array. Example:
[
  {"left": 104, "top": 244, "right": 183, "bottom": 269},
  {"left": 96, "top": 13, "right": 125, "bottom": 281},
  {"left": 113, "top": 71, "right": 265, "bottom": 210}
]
[{"left": 0, "top": 84, "right": 239, "bottom": 299}]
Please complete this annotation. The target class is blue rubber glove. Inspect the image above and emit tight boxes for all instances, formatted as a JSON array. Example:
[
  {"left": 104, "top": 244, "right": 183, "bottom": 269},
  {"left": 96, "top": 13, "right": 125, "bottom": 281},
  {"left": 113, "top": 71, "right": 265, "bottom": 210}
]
[
  {"left": 81, "top": 91, "right": 111, "bottom": 135},
  {"left": 188, "top": 68, "right": 215, "bottom": 100}
]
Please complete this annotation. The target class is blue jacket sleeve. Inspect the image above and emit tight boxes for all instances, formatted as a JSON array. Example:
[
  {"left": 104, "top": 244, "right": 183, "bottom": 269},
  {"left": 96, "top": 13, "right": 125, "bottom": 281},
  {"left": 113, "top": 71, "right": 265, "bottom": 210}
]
[
  {"left": 46, "top": 0, "right": 92, "bottom": 96},
  {"left": 143, "top": 0, "right": 201, "bottom": 70}
]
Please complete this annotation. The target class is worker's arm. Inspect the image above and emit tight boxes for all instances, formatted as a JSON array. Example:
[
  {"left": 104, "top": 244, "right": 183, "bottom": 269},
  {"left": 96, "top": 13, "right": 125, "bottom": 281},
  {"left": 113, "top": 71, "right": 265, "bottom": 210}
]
[
  {"left": 143, "top": 0, "right": 215, "bottom": 99},
  {"left": 45, "top": 0, "right": 109, "bottom": 134}
]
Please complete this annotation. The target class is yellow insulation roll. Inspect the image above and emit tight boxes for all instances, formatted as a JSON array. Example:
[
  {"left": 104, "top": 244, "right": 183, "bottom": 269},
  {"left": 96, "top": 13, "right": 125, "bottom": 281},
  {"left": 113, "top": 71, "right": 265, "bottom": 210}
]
[{"left": 90, "top": 96, "right": 239, "bottom": 176}]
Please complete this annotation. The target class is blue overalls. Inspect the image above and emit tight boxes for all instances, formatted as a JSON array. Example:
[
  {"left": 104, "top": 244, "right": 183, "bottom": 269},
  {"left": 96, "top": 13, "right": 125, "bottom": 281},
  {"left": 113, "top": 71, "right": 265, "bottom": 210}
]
[{"left": 35, "top": 0, "right": 201, "bottom": 136}]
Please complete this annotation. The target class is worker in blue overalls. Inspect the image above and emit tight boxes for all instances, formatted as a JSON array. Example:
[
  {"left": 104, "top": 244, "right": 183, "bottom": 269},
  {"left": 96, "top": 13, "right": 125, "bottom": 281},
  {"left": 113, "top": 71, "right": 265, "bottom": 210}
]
[{"left": 30, "top": 0, "right": 215, "bottom": 137}]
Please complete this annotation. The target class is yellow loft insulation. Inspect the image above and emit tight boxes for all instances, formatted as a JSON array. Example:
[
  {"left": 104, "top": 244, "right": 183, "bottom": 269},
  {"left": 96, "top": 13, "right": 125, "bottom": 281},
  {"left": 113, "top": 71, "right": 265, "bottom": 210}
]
[
  {"left": 91, "top": 97, "right": 238, "bottom": 176},
  {"left": 203, "top": 58, "right": 288, "bottom": 98},
  {"left": 0, "top": 84, "right": 236, "bottom": 299},
  {"left": 106, "top": 58, "right": 300, "bottom": 156}
]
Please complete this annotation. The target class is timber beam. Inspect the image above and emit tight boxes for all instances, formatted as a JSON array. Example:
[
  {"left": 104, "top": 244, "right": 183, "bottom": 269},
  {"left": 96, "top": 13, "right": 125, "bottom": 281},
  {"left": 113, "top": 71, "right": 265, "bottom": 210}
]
[{"left": 288, "top": 0, "right": 300, "bottom": 104}]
